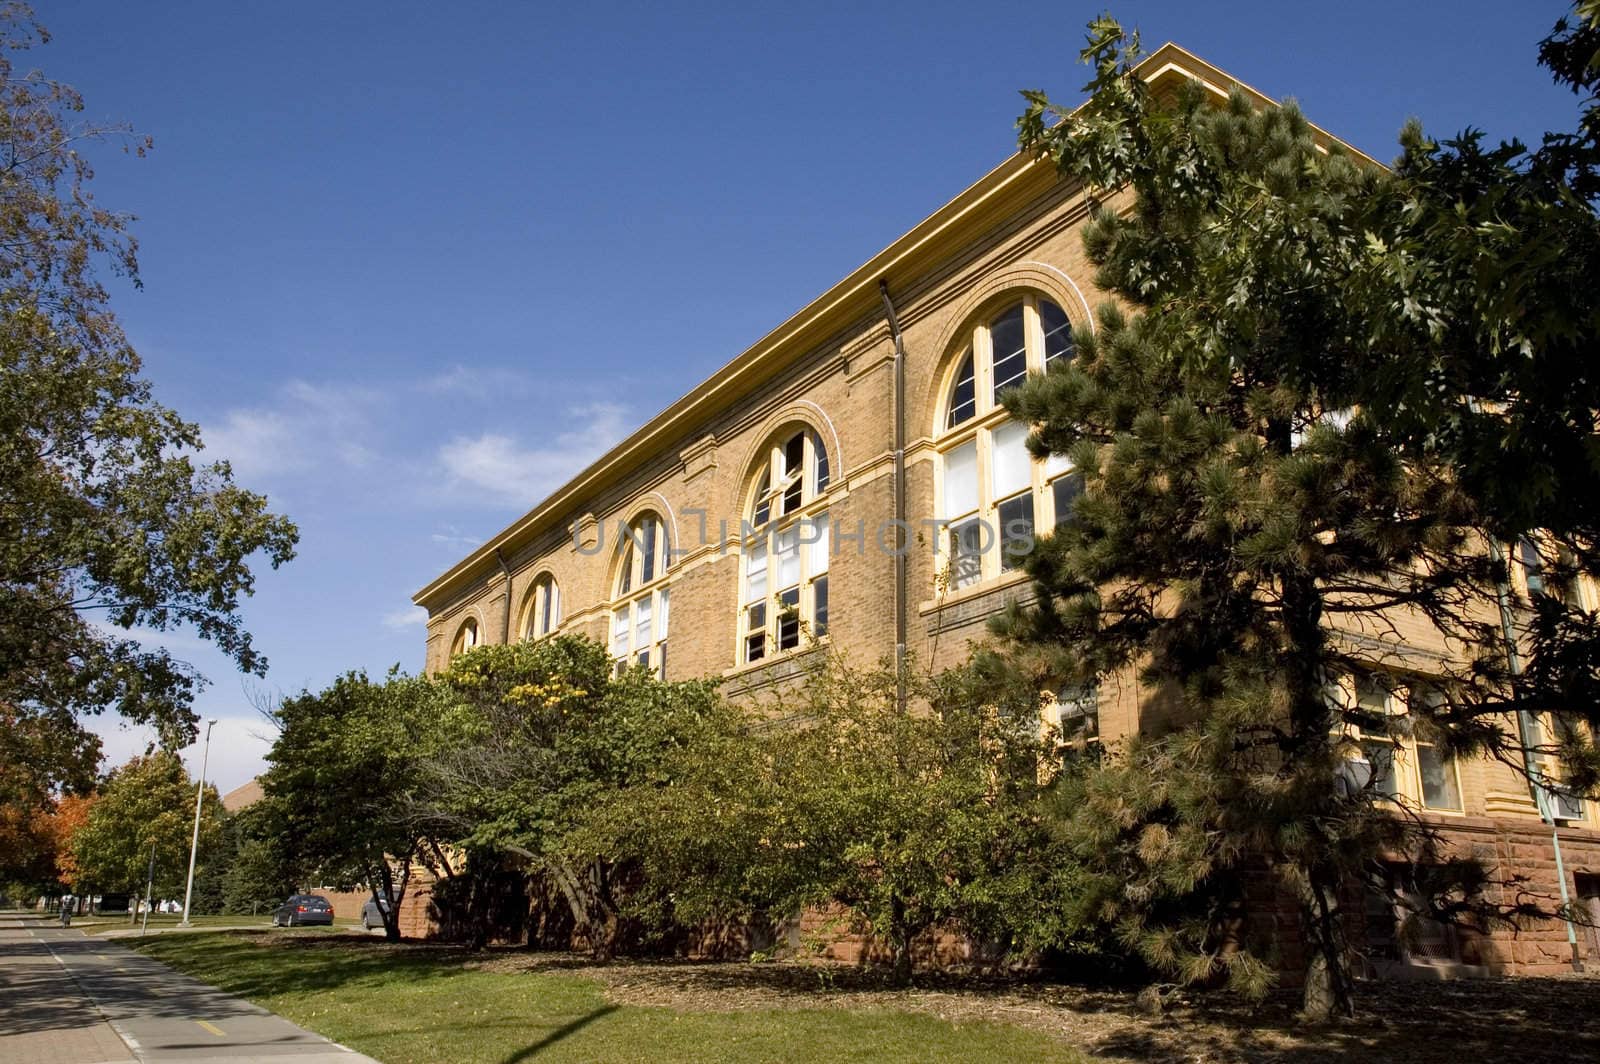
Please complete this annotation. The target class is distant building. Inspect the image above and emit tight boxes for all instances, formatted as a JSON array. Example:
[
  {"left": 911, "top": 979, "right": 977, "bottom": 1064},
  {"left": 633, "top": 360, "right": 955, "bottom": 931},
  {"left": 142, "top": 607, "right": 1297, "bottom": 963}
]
[{"left": 220, "top": 779, "right": 263, "bottom": 814}]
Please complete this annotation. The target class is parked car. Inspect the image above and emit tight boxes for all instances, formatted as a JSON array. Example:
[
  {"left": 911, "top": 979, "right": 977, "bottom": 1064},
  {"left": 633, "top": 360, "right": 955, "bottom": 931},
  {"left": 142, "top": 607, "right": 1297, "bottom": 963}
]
[
  {"left": 272, "top": 894, "right": 334, "bottom": 927},
  {"left": 360, "top": 896, "right": 393, "bottom": 930}
]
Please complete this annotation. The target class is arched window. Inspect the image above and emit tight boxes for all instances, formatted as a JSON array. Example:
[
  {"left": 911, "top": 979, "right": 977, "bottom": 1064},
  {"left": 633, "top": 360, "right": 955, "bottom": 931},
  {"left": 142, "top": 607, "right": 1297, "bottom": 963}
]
[
  {"left": 741, "top": 428, "right": 830, "bottom": 664},
  {"left": 938, "top": 294, "right": 1078, "bottom": 591},
  {"left": 610, "top": 513, "right": 670, "bottom": 676},
  {"left": 521, "top": 574, "right": 560, "bottom": 641},
  {"left": 449, "top": 617, "right": 480, "bottom": 658}
]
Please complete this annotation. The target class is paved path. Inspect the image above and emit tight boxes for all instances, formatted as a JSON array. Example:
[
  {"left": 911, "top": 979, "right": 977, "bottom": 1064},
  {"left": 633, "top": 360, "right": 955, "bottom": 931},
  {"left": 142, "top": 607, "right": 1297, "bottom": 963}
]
[{"left": 0, "top": 916, "right": 381, "bottom": 1064}]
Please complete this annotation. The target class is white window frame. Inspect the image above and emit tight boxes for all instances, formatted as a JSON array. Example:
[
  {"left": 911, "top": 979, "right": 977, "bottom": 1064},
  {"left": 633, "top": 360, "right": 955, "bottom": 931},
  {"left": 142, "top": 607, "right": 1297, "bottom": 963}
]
[
  {"left": 610, "top": 515, "right": 671, "bottom": 677},
  {"left": 520, "top": 575, "right": 561, "bottom": 641},
  {"left": 449, "top": 617, "right": 480, "bottom": 659},
  {"left": 935, "top": 294, "right": 1078, "bottom": 591},
  {"left": 740, "top": 429, "right": 831, "bottom": 665}
]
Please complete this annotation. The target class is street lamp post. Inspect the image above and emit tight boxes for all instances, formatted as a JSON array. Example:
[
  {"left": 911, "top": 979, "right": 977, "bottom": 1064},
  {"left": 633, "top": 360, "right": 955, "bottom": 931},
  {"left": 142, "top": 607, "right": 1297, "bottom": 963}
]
[
  {"left": 140, "top": 842, "right": 155, "bottom": 935},
  {"left": 178, "top": 719, "right": 217, "bottom": 928}
]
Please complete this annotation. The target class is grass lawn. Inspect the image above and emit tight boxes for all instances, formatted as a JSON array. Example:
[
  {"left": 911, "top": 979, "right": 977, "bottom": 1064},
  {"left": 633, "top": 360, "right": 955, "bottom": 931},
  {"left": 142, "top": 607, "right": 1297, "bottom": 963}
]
[{"left": 124, "top": 931, "right": 1089, "bottom": 1063}]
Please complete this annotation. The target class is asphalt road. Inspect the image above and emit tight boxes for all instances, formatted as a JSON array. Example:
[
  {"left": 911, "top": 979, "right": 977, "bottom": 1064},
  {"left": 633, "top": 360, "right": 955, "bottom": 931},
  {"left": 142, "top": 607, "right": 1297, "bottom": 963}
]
[{"left": 0, "top": 916, "right": 380, "bottom": 1064}]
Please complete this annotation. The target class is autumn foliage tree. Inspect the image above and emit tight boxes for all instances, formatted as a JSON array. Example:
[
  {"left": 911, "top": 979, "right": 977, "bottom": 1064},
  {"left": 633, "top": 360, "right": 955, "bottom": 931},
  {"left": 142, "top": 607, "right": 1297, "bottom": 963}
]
[{"left": 48, "top": 792, "right": 93, "bottom": 887}]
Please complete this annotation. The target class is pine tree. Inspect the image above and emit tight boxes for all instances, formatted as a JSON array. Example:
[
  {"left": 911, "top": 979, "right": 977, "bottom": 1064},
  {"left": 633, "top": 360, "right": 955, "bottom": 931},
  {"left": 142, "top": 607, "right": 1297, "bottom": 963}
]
[{"left": 1001, "top": 10, "right": 1600, "bottom": 1019}]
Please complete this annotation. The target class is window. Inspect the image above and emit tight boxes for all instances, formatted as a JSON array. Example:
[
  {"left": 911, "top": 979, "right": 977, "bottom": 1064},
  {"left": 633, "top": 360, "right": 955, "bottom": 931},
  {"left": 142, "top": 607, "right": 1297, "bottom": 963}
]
[
  {"left": 1042, "top": 683, "right": 1099, "bottom": 746},
  {"left": 1513, "top": 534, "right": 1597, "bottom": 609},
  {"left": 449, "top": 617, "right": 480, "bottom": 659},
  {"left": 1410, "top": 687, "right": 1463, "bottom": 812},
  {"left": 742, "top": 428, "right": 830, "bottom": 663},
  {"left": 1414, "top": 740, "right": 1463, "bottom": 811},
  {"left": 611, "top": 514, "right": 671, "bottom": 677},
  {"left": 1538, "top": 714, "right": 1588, "bottom": 822},
  {"left": 1364, "top": 865, "right": 1463, "bottom": 965},
  {"left": 1518, "top": 537, "right": 1546, "bottom": 598},
  {"left": 1290, "top": 405, "right": 1355, "bottom": 450},
  {"left": 1343, "top": 676, "right": 1402, "bottom": 801},
  {"left": 521, "top": 575, "right": 561, "bottom": 640},
  {"left": 1051, "top": 469, "right": 1085, "bottom": 530},
  {"left": 1341, "top": 675, "right": 1465, "bottom": 813},
  {"left": 938, "top": 294, "right": 1078, "bottom": 590},
  {"left": 1038, "top": 683, "right": 1099, "bottom": 783},
  {"left": 1576, "top": 874, "right": 1600, "bottom": 960}
]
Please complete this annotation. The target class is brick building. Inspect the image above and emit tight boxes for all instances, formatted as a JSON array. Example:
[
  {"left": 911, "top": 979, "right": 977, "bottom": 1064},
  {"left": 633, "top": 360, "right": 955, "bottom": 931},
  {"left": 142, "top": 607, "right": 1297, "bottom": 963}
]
[{"left": 415, "top": 44, "right": 1600, "bottom": 977}]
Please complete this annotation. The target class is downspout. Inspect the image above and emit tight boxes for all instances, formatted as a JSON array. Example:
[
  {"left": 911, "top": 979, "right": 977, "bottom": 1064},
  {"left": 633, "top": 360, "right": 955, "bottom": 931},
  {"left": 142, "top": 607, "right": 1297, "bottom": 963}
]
[
  {"left": 1487, "top": 535, "right": 1583, "bottom": 971},
  {"left": 495, "top": 547, "right": 514, "bottom": 645},
  {"left": 878, "top": 279, "right": 909, "bottom": 713}
]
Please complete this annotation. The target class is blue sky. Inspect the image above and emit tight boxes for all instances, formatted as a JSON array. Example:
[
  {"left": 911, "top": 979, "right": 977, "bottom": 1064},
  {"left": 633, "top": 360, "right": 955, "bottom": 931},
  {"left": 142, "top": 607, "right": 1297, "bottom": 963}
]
[{"left": 38, "top": 0, "right": 1584, "bottom": 791}]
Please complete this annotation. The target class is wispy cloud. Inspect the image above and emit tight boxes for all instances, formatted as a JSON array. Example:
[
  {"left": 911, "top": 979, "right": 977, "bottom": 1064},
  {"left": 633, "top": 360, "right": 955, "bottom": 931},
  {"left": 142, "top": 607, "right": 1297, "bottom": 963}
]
[
  {"left": 437, "top": 402, "right": 629, "bottom": 509},
  {"left": 201, "top": 408, "right": 302, "bottom": 479},
  {"left": 381, "top": 606, "right": 427, "bottom": 630},
  {"left": 418, "top": 365, "right": 539, "bottom": 401},
  {"left": 201, "top": 380, "right": 381, "bottom": 481},
  {"left": 430, "top": 524, "right": 482, "bottom": 549}
]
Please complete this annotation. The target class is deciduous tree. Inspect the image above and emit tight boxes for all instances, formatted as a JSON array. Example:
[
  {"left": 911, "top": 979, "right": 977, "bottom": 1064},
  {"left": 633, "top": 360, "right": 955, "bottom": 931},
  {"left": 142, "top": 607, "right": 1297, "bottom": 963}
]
[
  {"left": 219, "top": 800, "right": 297, "bottom": 916},
  {"left": 424, "top": 636, "right": 729, "bottom": 957},
  {"left": 263, "top": 670, "right": 451, "bottom": 941},
  {"left": 610, "top": 655, "right": 1075, "bottom": 984},
  {"left": 71, "top": 752, "right": 222, "bottom": 901},
  {"left": 0, "top": 4, "right": 298, "bottom": 837}
]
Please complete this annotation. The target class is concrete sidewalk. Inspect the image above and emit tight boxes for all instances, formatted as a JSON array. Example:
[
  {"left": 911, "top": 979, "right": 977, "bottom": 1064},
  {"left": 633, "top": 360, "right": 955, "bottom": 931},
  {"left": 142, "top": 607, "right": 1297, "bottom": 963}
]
[{"left": 0, "top": 916, "right": 381, "bottom": 1064}]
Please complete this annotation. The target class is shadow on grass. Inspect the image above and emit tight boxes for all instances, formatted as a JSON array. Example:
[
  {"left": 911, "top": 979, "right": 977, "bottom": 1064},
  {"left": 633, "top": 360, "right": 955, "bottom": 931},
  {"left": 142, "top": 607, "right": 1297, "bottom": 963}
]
[
  {"left": 128, "top": 930, "right": 468, "bottom": 1002},
  {"left": 499, "top": 1005, "right": 619, "bottom": 1064}
]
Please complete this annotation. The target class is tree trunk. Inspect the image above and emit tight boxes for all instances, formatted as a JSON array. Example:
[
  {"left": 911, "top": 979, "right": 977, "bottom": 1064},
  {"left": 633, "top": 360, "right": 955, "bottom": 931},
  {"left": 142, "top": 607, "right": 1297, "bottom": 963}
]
[
  {"left": 372, "top": 855, "right": 411, "bottom": 944},
  {"left": 1301, "top": 951, "right": 1336, "bottom": 1022},
  {"left": 592, "top": 909, "right": 619, "bottom": 963},
  {"left": 1300, "top": 872, "right": 1354, "bottom": 1021},
  {"left": 888, "top": 896, "right": 913, "bottom": 987},
  {"left": 466, "top": 876, "right": 488, "bottom": 950},
  {"left": 387, "top": 858, "right": 412, "bottom": 943},
  {"left": 1266, "top": 417, "right": 1352, "bottom": 1021},
  {"left": 548, "top": 857, "right": 622, "bottom": 961},
  {"left": 586, "top": 860, "right": 621, "bottom": 962},
  {"left": 549, "top": 860, "right": 593, "bottom": 945}
]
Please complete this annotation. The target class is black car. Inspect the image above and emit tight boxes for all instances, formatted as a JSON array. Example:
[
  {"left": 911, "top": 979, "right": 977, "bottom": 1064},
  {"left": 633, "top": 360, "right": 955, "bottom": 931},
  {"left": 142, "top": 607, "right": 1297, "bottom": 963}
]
[
  {"left": 360, "top": 896, "right": 392, "bottom": 930},
  {"left": 272, "top": 894, "right": 334, "bottom": 927}
]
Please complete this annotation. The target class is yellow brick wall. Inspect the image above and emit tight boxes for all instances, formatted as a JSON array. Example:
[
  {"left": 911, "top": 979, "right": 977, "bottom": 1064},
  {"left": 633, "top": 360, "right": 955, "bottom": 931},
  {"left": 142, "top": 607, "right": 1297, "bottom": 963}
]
[
  {"left": 419, "top": 157, "right": 1593, "bottom": 877},
  {"left": 423, "top": 175, "right": 1098, "bottom": 686}
]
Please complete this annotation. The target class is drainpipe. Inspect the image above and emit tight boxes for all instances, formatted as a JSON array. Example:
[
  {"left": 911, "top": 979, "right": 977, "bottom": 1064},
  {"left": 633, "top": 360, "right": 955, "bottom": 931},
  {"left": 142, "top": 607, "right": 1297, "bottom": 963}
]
[
  {"left": 878, "top": 279, "right": 909, "bottom": 713},
  {"left": 1487, "top": 535, "right": 1583, "bottom": 971},
  {"left": 495, "top": 547, "right": 514, "bottom": 645}
]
